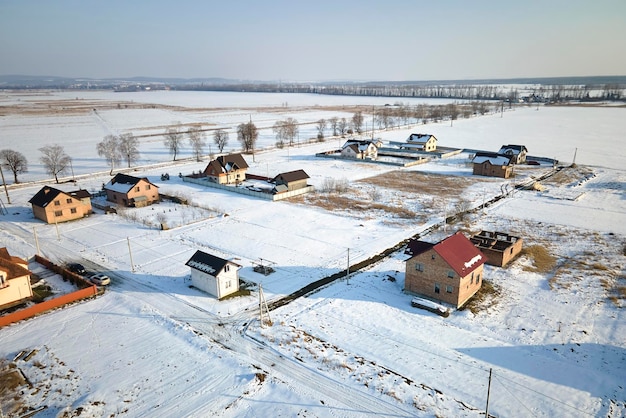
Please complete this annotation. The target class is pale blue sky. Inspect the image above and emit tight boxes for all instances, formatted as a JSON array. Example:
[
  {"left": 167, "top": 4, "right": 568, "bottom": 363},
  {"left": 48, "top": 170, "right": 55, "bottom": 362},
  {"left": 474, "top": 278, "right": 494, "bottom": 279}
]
[{"left": 1, "top": 0, "right": 625, "bottom": 81}]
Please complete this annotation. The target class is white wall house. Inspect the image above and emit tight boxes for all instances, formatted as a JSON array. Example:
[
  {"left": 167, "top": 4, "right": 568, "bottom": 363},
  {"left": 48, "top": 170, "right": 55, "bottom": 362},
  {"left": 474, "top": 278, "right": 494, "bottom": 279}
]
[{"left": 185, "top": 250, "right": 241, "bottom": 299}]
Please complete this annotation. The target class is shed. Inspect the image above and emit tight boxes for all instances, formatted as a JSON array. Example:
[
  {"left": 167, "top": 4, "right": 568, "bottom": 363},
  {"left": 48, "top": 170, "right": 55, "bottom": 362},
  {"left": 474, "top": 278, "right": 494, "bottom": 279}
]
[{"left": 185, "top": 250, "right": 241, "bottom": 299}]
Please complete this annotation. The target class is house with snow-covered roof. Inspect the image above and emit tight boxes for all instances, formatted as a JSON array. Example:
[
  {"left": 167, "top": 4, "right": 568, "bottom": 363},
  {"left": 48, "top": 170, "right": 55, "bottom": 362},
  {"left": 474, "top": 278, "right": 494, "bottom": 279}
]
[
  {"left": 471, "top": 152, "right": 514, "bottom": 178},
  {"left": 498, "top": 144, "right": 528, "bottom": 164},
  {"left": 29, "top": 186, "right": 93, "bottom": 224},
  {"left": 104, "top": 173, "right": 159, "bottom": 207},
  {"left": 404, "top": 133, "right": 438, "bottom": 152},
  {"left": 404, "top": 232, "right": 487, "bottom": 308},
  {"left": 203, "top": 153, "right": 249, "bottom": 185},
  {"left": 185, "top": 250, "right": 241, "bottom": 299},
  {"left": 340, "top": 140, "right": 379, "bottom": 160}
]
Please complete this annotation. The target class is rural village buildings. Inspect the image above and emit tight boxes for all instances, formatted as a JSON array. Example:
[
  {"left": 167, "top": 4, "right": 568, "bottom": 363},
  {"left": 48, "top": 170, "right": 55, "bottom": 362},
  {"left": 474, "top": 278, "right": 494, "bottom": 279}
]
[
  {"left": 203, "top": 153, "right": 249, "bottom": 184},
  {"left": 104, "top": 173, "right": 159, "bottom": 207},
  {"left": 470, "top": 231, "right": 523, "bottom": 267},
  {"left": 0, "top": 248, "right": 33, "bottom": 310},
  {"left": 29, "top": 186, "right": 93, "bottom": 224},
  {"left": 185, "top": 250, "right": 241, "bottom": 299},
  {"left": 405, "top": 232, "right": 487, "bottom": 308}
]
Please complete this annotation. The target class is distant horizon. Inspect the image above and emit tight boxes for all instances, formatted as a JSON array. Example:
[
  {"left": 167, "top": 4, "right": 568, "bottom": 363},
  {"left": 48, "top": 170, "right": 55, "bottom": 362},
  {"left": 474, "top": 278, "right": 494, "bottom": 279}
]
[{"left": 1, "top": 1, "right": 625, "bottom": 81}]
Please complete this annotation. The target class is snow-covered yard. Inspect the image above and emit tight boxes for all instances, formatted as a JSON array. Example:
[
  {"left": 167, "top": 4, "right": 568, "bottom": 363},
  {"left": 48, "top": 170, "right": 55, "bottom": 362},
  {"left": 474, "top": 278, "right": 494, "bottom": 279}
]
[{"left": 0, "top": 90, "right": 624, "bottom": 417}]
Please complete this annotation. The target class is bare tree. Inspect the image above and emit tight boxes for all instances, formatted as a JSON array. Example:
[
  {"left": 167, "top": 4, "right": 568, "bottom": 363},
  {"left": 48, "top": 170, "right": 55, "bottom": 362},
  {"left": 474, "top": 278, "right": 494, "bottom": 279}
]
[
  {"left": 351, "top": 111, "right": 364, "bottom": 134},
  {"left": 39, "top": 144, "right": 71, "bottom": 183},
  {"left": 316, "top": 119, "right": 326, "bottom": 140},
  {"left": 273, "top": 118, "right": 299, "bottom": 147},
  {"left": 329, "top": 117, "right": 339, "bottom": 136},
  {"left": 118, "top": 133, "right": 140, "bottom": 168},
  {"left": 237, "top": 121, "right": 258, "bottom": 153},
  {"left": 213, "top": 129, "right": 229, "bottom": 153},
  {"left": 445, "top": 103, "right": 460, "bottom": 126},
  {"left": 338, "top": 118, "right": 348, "bottom": 136},
  {"left": 164, "top": 123, "right": 184, "bottom": 161},
  {"left": 0, "top": 149, "right": 28, "bottom": 183},
  {"left": 187, "top": 126, "right": 206, "bottom": 161},
  {"left": 97, "top": 134, "right": 121, "bottom": 175}
]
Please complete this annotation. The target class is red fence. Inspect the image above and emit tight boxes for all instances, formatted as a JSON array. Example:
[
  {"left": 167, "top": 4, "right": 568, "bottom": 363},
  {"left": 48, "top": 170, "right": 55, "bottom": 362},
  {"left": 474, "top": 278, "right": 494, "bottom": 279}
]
[{"left": 0, "top": 256, "right": 99, "bottom": 328}]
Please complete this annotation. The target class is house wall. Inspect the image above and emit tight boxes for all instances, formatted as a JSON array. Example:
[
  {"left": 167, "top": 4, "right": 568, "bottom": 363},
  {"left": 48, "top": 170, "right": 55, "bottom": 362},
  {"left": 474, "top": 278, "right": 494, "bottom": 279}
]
[
  {"left": 190, "top": 265, "right": 239, "bottom": 299},
  {"left": 284, "top": 179, "right": 308, "bottom": 191},
  {"left": 341, "top": 147, "right": 361, "bottom": 159},
  {"left": 405, "top": 248, "right": 483, "bottom": 308},
  {"left": 32, "top": 193, "right": 91, "bottom": 224},
  {"left": 473, "top": 162, "right": 512, "bottom": 179},
  {"left": 478, "top": 237, "right": 523, "bottom": 267},
  {"left": 0, "top": 274, "right": 33, "bottom": 310},
  {"left": 425, "top": 138, "right": 437, "bottom": 151}
]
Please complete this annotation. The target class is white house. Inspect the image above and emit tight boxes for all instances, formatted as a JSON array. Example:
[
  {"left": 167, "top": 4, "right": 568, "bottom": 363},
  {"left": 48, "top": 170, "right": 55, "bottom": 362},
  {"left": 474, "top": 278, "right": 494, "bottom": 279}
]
[
  {"left": 340, "top": 140, "right": 378, "bottom": 160},
  {"left": 185, "top": 250, "right": 241, "bottom": 299}
]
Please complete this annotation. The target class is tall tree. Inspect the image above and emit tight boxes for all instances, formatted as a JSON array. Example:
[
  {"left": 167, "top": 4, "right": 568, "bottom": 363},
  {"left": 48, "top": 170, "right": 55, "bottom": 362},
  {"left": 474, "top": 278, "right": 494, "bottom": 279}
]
[
  {"left": 0, "top": 149, "right": 28, "bottom": 183},
  {"left": 352, "top": 111, "right": 364, "bottom": 134},
  {"left": 329, "top": 117, "right": 339, "bottom": 136},
  {"left": 237, "top": 121, "right": 258, "bottom": 153},
  {"left": 39, "top": 144, "right": 71, "bottom": 184},
  {"left": 272, "top": 118, "right": 299, "bottom": 147},
  {"left": 187, "top": 126, "right": 206, "bottom": 161},
  {"left": 338, "top": 118, "right": 348, "bottom": 136},
  {"left": 213, "top": 129, "right": 229, "bottom": 153},
  {"left": 316, "top": 119, "right": 326, "bottom": 140},
  {"left": 97, "top": 134, "right": 121, "bottom": 175},
  {"left": 164, "top": 123, "right": 184, "bottom": 161},
  {"left": 118, "top": 133, "right": 140, "bottom": 168}
]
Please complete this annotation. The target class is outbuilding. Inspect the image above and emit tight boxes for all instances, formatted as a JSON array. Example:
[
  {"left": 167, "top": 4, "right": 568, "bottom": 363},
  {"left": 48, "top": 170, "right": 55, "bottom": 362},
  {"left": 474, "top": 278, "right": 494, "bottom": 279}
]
[{"left": 185, "top": 250, "right": 241, "bottom": 299}]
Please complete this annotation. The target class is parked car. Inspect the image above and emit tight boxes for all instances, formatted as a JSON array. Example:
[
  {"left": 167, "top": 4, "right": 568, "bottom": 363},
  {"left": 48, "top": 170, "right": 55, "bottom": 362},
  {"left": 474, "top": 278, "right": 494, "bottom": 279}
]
[
  {"left": 89, "top": 273, "right": 111, "bottom": 286},
  {"left": 68, "top": 263, "right": 87, "bottom": 275}
]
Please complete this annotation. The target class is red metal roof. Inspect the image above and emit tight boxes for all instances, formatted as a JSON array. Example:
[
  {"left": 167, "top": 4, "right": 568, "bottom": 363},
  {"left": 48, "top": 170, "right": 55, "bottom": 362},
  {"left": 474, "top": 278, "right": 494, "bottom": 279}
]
[{"left": 433, "top": 232, "right": 487, "bottom": 277}]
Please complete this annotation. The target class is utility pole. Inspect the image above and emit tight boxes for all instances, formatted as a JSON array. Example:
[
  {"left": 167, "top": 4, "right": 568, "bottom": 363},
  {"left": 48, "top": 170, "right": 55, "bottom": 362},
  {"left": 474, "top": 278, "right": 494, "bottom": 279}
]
[
  {"left": 485, "top": 368, "right": 492, "bottom": 418},
  {"left": 572, "top": 147, "right": 578, "bottom": 166},
  {"left": 0, "top": 164, "right": 10, "bottom": 204},
  {"left": 346, "top": 248, "right": 350, "bottom": 285},
  {"left": 127, "top": 237, "right": 135, "bottom": 272},
  {"left": 33, "top": 227, "right": 41, "bottom": 256},
  {"left": 259, "top": 283, "right": 271, "bottom": 327}
]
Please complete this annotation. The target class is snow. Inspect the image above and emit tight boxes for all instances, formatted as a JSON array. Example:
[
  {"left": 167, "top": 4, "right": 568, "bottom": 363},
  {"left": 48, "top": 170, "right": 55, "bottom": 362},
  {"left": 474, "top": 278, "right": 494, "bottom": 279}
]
[{"left": 0, "top": 90, "right": 625, "bottom": 417}]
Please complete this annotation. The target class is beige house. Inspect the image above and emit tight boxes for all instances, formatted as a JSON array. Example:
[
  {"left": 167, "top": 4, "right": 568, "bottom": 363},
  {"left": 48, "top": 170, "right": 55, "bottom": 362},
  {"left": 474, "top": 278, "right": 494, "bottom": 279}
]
[
  {"left": 405, "top": 232, "right": 487, "bottom": 309},
  {"left": 472, "top": 152, "right": 513, "bottom": 178},
  {"left": 470, "top": 231, "right": 523, "bottom": 267},
  {"left": 104, "top": 173, "right": 159, "bottom": 207},
  {"left": 272, "top": 169, "right": 310, "bottom": 192},
  {"left": 185, "top": 250, "right": 241, "bottom": 299},
  {"left": 405, "top": 133, "right": 438, "bottom": 151},
  {"left": 203, "top": 154, "right": 249, "bottom": 185},
  {"left": 340, "top": 140, "right": 378, "bottom": 160},
  {"left": 29, "top": 186, "right": 93, "bottom": 224},
  {"left": 0, "top": 248, "right": 33, "bottom": 310},
  {"left": 498, "top": 145, "right": 528, "bottom": 164}
]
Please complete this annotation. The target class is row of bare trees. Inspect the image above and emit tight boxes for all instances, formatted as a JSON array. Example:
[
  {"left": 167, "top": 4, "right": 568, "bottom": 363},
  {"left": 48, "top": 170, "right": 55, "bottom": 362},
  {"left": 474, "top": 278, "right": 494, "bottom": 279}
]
[
  {"left": 0, "top": 145, "right": 73, "bottom": 184},
  {"left": 162, "top": 123, "right": 230, "bottom": 161}
]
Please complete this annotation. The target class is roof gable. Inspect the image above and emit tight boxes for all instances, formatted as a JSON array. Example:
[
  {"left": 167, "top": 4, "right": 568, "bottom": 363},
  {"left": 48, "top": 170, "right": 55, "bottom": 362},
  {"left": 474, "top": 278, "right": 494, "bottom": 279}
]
[
  {"left": 29, "top": 186, "right": 64, "bottom": 207},
  {"left": 0, "top": 248, "right": 30, "bottom": 279},
  {"left": 185, "top": 250, "right": 239, "bottom": 276},
  {"left": 433, "top": 233, "right": 487, "bottom": 276},
  {"left": 407, "top": 133, "right": 437, "bottom": 144}
]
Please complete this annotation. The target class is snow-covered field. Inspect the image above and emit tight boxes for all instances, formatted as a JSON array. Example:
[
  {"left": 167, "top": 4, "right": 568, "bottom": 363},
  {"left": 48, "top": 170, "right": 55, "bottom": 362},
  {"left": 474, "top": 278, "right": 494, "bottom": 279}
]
[{"left": 0, "top": 90, "right": 624, "bottom": 417}]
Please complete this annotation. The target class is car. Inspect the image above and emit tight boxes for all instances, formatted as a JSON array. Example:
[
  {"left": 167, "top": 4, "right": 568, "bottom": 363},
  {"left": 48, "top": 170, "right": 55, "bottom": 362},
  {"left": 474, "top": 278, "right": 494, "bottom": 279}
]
[
  {"left": 68, "top": 263, "right": 87, "bottom": 275},
  {"left": 89, "top": 273, "right": 111, "bottom": 286}
]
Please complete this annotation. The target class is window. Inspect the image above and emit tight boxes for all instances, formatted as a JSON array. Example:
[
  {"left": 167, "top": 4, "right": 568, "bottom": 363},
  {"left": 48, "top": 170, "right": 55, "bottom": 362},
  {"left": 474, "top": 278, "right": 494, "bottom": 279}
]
[
  {"left": 225, "top": 280, "right": 231, "bottom": 288},
  {"left": 145, "top": 185, "right": 151, "bottom": 190},
  {"left": 447, "top": 271, "right": 454, "bottom": 278},
  {"left": 135, "top": 186, "right": 140, "bottom": 192},
  {"left": 510, "top": 248, "right": 514, "bottom": 254},
  {"left": 54, "top": 210, "right": 63, "bottom": 217},
  {"left": 477, "top": 274, "right": 481, "bottom": 284},
  {"left": 471, "top": 272, "right": 474, "bottom": 284},
  {"left": 434, "top": 283, "right": 440, "bottom": 294},
  {"left": 0, "top": 274, "right": 7, "bottom": 288},
  {"left": 446, "top": 285, "right": 453, "bottom": 293},
  {"left": 66, "top": 198, "right": 72, "bottom": 204},
  {"left": 415, "top": 263, "right": 424, "bottom": 272},
  {"left": 54, "top": 200, "right": 60, "bottom": 206},
  {"left": 431, "top": 254, "right": 435, "bottom": 260},
  {"left": 224, "top": 265, "right": 230, "bottom": 272},
  {"left": 70, "top": 208, "right": 77, "bottom": 214}
]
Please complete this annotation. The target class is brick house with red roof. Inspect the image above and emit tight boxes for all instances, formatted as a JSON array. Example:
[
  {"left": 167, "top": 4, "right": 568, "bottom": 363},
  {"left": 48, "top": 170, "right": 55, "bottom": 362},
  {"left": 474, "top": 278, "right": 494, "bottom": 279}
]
[{"left": 405, "top": 232, "right": 487, "bottom": 308}]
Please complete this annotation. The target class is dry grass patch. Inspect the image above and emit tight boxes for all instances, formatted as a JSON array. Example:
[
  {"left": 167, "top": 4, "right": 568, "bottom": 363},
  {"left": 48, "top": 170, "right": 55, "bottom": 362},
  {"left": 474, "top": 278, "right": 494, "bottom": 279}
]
[
  {"left": 541, "top": 165, "right": 594, "bottom": 187},
  {"left": 520, "top": 245, "right": 557, "bottom": 273},
  {"left": 464, "top": 280, "right": 501, "bottom": 314},
  {"left": 305, "top": 193, "right": 417, "bottom": 219},
  {"left": 358, "top": 170, "right": 480, "bottom": 199}
]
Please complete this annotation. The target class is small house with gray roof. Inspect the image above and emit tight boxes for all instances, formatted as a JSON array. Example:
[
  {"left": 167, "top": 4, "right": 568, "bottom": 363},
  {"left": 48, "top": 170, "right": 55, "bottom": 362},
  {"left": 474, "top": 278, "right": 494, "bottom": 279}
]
[
  {"left": 104, "top": 173, "right": 159, "bottom": 207},
  {"left": 185, "top": 250, "right": 241, "bottom": 299}
]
